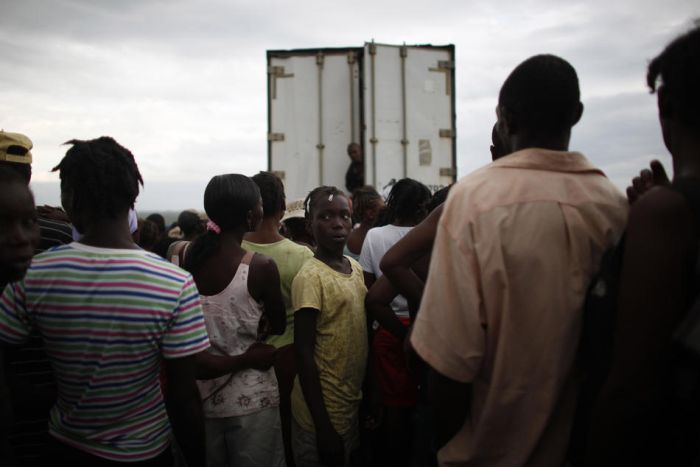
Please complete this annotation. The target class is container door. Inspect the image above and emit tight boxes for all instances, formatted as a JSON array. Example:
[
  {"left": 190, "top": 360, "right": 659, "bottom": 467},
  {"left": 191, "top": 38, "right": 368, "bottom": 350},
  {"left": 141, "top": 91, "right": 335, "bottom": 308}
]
[
  {"left": 363, "top": 43, "right": 455, "bottom": 194},
  {"left": 268, "top": 49, "right": 362, "bottom": 202}
]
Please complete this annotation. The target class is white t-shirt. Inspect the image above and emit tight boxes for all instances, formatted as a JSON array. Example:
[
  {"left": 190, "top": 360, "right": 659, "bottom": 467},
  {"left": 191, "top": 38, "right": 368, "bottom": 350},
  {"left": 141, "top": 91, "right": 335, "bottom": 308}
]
[{"left": 359, "top": 224, "right": 413, "bottom": 318}]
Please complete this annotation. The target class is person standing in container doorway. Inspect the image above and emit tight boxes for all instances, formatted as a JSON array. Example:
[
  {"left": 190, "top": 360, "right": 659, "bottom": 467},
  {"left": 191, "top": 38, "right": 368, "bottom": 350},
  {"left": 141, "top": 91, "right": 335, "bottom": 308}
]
[{"left": 345, "top": 143, "right": 364, "bottom": 195}]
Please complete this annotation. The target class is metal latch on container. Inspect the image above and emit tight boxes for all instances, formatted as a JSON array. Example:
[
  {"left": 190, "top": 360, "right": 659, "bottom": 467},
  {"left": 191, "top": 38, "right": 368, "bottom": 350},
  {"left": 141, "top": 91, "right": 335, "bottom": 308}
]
[
  {"left": 268, "top": 133, "right": 285, "bottom": 142},
  {"left": 440, "top": 167, "right": 456, "bottom": 177},
  {"left": 439, "top": 129, "right": 455, "bottom": 138},
  {"left": 268, "top": 66, "right": 294, "bottom": 99},
  {"left": 429, "top": 60, "right": 454, "bottom": 95}
]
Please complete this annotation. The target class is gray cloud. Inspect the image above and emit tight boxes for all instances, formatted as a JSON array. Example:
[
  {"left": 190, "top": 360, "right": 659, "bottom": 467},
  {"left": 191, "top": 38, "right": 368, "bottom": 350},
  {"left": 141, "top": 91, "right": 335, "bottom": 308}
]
[{"left": 3, "top": 0, "right": 698, "bottom": 209}]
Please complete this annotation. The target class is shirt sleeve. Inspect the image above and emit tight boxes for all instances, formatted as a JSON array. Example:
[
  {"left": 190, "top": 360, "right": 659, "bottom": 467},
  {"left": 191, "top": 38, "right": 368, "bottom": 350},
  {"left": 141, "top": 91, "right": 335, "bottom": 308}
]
[
  {"left": 410, "top": 202, "right": 486, "bottom": 384},
  {"left": 292, "top": 266, "right": 322, "bottom": 312},
  {"left": 161, "top": 275, "right": 210, "bottom": 359},
  {"left": 358, "top": 229, "right": 374, "bottom": 274},
  {"left": 0, "top": 281, "right": 32, "bottom": 345}
]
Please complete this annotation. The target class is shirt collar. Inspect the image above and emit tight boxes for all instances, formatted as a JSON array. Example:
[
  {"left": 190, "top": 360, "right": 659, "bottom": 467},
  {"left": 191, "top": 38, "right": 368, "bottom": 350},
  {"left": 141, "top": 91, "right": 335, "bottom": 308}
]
[{"left": 491, "top": 148, "right": 605, "bottom": 175}]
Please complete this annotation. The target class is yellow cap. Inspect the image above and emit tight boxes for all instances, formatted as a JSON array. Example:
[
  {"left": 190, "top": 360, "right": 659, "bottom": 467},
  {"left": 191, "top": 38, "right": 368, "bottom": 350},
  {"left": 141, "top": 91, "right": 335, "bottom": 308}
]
[{"left": 0, "top": 131, "right": 33, "bottom": 164}]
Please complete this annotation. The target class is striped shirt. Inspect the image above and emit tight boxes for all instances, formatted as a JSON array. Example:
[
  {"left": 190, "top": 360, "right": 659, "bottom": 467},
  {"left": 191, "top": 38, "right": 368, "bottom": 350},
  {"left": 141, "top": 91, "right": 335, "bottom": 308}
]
[{"left": 0, "top": 242, "right": 210, "bottom": 462}]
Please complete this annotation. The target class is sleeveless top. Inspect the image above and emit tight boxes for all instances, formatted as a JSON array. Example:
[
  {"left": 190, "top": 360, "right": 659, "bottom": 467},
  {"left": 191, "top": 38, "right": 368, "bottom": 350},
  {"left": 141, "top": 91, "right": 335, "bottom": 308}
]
[{"left": 196, "top": 251, "right": 279, "bottom": 418}]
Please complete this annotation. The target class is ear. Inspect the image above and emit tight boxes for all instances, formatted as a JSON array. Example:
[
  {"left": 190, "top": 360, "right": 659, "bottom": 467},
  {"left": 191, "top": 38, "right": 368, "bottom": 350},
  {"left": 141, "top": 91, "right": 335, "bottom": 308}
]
[
  {"left": 497, "top": 105, "right": 517, "bottom": 136},
  {"left": 571, "top": 101, "right": 584, "bottom": 126},
  {"left": 246, "top": 209, "right": 254, "bottom": 231},
  {"left": 657, "top": 86, "right": 673, "bottom": 120}
]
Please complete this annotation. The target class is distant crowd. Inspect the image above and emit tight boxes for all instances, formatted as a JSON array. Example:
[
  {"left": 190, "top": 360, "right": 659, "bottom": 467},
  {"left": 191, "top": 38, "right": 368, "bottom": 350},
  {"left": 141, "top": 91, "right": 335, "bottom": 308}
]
[{"left": 1, "top": 24, "right": 699, "bottom": 467}]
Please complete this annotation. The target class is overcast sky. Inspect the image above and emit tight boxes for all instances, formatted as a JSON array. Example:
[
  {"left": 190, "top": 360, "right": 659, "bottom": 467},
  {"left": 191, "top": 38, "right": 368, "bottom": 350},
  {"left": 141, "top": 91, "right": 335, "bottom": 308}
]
[{"left": 1, "top": 0, "right": 698, "bottom": 212}]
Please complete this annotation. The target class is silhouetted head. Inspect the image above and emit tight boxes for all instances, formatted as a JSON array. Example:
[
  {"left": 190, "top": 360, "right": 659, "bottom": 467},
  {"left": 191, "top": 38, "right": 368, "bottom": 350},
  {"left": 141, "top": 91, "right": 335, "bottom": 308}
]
[
  {"left": 52, "top": 137, "right": 143, "bottom": 233},
  {"left": 647, "top": 25, "right": 700, "bottom": 155},
  {"left": 347, "top": 143, "right": 363, "bottom": 163},
  {"left": 204, "top": 174, "right": 262, "bottom": 233},
  {"left": 146, "top": 213, "right": 166, "bottom": 235},
  {"left": 427, "top": 184, "right": 453, "bottom": 213},
  {"left": 177, "top": 210, "right": 203, "bottom": 240},
  {"left": 497, "top": 54, "right": 583, "bottom": 153},
  {"left": 252, "top": 171, "right": 286, "bottom": 219},
  {"left": 184, "top": 174, "right": 262, "bottom": 273}
]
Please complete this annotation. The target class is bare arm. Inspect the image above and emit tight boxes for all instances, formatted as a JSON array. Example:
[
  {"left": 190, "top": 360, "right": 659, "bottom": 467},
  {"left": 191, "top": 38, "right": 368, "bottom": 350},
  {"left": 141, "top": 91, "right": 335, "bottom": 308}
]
[
  {"left": 365, "top": 276, "right": 407, "bottom": 341},
  {"left": 249, "top": 254, "right": 286, "bottom": 335},
  {"left": 380, "top": 204, "right": 443, "bottom": 306},
  {"left": 164, "top": 355, "right": 206, "bottom": 467},
  {"left": 585, "top": 187, "right": 695, "bottom": 464},
  {"left": 295, "top": 308, "right": 344, "bottom": 466},
  {"left": 195, "top": 343, "right": 276, "bottom": 380}
]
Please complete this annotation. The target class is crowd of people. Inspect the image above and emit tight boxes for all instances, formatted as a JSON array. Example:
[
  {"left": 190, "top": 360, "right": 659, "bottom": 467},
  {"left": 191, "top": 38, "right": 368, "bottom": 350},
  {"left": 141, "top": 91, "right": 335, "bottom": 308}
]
[{"left": 0, "top": 24, "right": 699, "bottom": 467}]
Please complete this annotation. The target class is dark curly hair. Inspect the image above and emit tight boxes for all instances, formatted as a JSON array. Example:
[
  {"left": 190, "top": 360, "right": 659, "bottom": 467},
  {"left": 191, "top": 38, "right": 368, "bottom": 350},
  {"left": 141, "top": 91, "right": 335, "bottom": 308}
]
[
  {"left": 647, "top": 25, "right": 700, "bottom": 128},
  {"left": 351, "top": 185, "right": 382, "bottom": 224},
  {"left": 52, "top": 137, "right": 143, "bottom": 219},
  {"left": 380, "top": 178, "right": 431, "bottom": 226},
  {"left": 252, "top": 171, "right": 286, "bottom": 218}
]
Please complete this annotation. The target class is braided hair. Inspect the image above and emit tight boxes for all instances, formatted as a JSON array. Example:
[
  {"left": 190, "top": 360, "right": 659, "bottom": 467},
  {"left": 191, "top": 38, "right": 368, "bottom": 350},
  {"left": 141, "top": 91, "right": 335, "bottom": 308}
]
[
  {"left": 380, "top": 178, "right": 431, "bottom": 226},
  {"left": 647, "top": 25, "right": 700, "bottom": 129},
  {"left": 52, "top": 137, "right": 143, "bottom": 220}
]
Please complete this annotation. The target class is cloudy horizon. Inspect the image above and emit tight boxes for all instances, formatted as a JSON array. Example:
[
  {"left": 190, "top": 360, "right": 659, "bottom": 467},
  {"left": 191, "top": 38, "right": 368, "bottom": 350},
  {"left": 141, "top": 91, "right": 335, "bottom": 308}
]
[{"left": 2, "top": 0, "right": 698, "bottom": 212}]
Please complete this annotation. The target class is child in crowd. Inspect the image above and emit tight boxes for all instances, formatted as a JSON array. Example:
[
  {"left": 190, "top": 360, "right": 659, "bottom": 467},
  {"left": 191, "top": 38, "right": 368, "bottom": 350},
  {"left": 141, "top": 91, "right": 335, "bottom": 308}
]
[
  {"left": 0, "top": 137, "right": 210, "bottom": 467},
  {"left": 184, "top": 173, "right": 287, "bottom": 467},
  {"left": 358, "top": 178, "right": 431, "bottom": 467},
  {"left": 345, "top": 185, "right": 384, "bottom": 260},
  {"left": 0, "top": 167, "right": 40, "bottom": 467},
  {"left": 243, "top": 171, "right": 314, "bottom": 466},
  {"left": 291, "top": 186, "right": 368, "bottom": 467}
]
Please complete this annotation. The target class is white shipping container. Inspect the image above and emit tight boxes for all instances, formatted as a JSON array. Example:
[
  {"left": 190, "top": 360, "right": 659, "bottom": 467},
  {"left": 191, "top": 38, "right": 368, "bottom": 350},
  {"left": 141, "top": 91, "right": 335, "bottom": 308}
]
[{"left": 267, "top": 42, "right": 456, "bottom": 202}]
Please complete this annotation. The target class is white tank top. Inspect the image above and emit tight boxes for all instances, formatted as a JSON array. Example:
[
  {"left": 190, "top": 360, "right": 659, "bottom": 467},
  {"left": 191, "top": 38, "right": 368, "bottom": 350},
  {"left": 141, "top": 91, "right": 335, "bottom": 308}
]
[{"left": 196, "top": 251, "right": 279, "bottom": 417}]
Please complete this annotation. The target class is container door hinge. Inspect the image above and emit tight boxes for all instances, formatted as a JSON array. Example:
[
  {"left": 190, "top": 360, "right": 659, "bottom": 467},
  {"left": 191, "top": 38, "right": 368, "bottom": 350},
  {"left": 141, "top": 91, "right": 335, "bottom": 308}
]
[{"left": 268, "top": 133, "right": 285, "bottom": 142}]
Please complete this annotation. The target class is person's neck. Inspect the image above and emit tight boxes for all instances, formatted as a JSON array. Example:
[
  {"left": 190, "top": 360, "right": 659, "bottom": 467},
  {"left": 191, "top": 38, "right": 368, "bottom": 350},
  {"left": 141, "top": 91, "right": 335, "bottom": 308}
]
[
  {"left": 243, "top": 216, "right": 284, "bottom": 244},
  {"left": 392, "top": 218, "right": 414, "bottom": 227},
  {"left": 79, "top": 215, "right": 138, "bottom": 249},
  {"left": 218, "top": 229, "right": 246, "bottom": 249},
  {"left": 315, "top": 246, "right": 346, "bottom": 272},
  {"left": 670, "top": 129, "right": 700, "bottom": 181},
  {"left": 511, "top": 131, "right": 571, "bottom": 153}
]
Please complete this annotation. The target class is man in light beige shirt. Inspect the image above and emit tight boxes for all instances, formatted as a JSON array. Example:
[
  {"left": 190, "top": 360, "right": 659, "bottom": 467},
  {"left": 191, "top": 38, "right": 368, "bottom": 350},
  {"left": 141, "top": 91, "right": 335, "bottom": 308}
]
[{"left": 410, "top": 55, "right": 628, "bottom": 466}]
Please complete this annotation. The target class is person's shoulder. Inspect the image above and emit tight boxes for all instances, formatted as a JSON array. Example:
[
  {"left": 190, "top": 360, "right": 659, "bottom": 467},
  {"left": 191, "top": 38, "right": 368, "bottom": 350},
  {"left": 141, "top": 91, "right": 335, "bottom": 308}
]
[
  {"left": 249, "top": 250, "right": 277, "bottom": 271},
  {"left": 630, "top": 185, "right": 694, "bottom": 227},
  {"left": 279, "top": 238, "right": 314, "bottom": 256},
  {"left": 347, "top": 256, "right": 363, "bottom": 273},
  {"left": 298, "top": 256, "right": 321, "bottom": 272}
]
